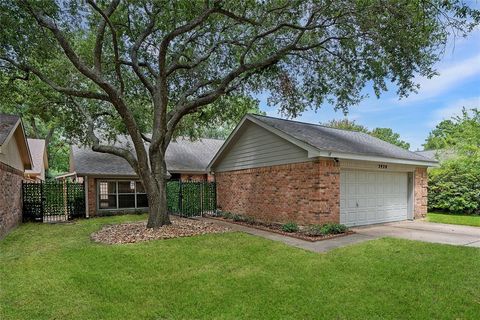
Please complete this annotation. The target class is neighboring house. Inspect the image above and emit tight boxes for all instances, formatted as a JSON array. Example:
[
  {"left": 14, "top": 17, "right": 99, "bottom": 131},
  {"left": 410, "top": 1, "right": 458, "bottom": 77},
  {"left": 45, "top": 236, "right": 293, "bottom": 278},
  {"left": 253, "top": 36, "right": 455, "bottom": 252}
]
[
  {"left": 25, "top": 138, "right": 48, "bottom": 181},
  {"left": 209, "top": 114, "right": 438, "bottom": 227},
  {"left": 69, "top": 137, "right": 224, "bottom": 217},
  {"left": 415, "top": 149, "right": 456, "bottom": 164},
  {"left": 0, "top": 114, "right": 32, "bottom": 238}
]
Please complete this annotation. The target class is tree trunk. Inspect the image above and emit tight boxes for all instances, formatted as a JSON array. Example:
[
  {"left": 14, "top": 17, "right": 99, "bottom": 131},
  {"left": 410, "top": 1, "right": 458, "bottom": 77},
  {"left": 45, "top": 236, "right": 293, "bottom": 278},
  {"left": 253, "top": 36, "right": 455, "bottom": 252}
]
[{"left": 146, "top": 167, "right": 171, "bottom": 228}]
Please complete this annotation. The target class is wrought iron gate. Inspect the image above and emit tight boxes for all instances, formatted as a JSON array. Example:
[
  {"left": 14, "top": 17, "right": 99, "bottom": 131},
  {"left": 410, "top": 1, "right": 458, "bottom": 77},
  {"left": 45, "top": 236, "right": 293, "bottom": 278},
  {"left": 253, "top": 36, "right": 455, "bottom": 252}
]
[{"left": 22, "top": 181, "right": 86, "bottom": 222}]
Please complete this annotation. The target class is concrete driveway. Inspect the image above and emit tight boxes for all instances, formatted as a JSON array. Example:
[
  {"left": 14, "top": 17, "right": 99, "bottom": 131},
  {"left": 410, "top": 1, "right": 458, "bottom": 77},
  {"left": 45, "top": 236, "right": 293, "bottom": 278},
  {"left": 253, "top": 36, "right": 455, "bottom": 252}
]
[{"left": 352, "top": 220, "right": 480, "bottom": 248}]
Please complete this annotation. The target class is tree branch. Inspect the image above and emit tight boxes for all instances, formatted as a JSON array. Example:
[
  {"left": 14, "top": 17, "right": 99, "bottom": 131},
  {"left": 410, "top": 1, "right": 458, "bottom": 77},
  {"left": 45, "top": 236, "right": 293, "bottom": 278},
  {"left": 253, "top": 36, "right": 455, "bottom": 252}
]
[
  {"left": 25, "top": 6, "right": 150, "bottom": 178},
  {"left": 88, "top": 0, "right": 124, "bottom": 93},
  {"left": 129, "top": 11, "right": 157, "bottom": 95},
  {"left": 71, "top": 99, "right": 139, "bottom": 171},
  {"left": 0, "top": 56, "right": 110, "bottom": 101}
]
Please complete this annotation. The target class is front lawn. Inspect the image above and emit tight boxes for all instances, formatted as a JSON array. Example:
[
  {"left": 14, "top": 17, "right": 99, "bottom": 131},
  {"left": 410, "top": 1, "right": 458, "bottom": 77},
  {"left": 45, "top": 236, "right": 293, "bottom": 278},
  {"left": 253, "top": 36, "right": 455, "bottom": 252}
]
[
  {"left": 427, "top": 212, "right": 480, "bottom": 227},
  {"left": 1, "top": 215, "right": 479, "bottom": 319}
]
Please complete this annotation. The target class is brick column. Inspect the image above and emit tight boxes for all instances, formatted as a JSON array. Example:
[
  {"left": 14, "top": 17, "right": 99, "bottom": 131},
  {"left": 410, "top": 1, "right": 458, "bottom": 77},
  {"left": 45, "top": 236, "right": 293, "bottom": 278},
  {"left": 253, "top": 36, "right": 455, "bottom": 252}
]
[{"left": 414, "top": 167, "right": 428, "bottom": 218}]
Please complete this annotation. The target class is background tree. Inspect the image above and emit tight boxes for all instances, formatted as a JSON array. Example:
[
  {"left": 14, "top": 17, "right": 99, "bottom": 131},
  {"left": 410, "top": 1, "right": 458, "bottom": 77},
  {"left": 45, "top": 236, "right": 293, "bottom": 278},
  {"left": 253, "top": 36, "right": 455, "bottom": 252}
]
[
  {"left": 322, "top": 119, "right": 369, "bottom": 133},
  {"left": 324, "top": 119, "right": 411, "bottom": 149},
  {"left": 425, "top": 108, "right": 480, "bottom": 214},
  {"left": 423, "top": 108, "right": 480, "bottom": 152},
  {"left": 0, "top": 72, "right": 70, "bottom": 174},
  {"left": 174, "top": 96, "right": 264, "bottom": 139},
  {"left": 370, "top": 128, "right": 410, "bottom": 150},
  {"left": 1, "top": 0, "right": 478, "bottom": 227}
]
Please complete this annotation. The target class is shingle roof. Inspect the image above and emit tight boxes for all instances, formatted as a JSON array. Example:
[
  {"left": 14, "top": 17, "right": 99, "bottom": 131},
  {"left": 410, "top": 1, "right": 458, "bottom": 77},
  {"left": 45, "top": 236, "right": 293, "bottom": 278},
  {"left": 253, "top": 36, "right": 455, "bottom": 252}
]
[
  {"left": 415, "top": 149, "right": 456, "bottom": 162},
  {"left": 72, "top": 137, "right": 224, "bottom": 176},
  {"left": 251, "top": 114, "right": 435, "bottom": 163},
  {"left": 25, "top": 139, "right": 47, "bottom": 174},
  {"left": 0, "top": 114, "right": 20, "bottom": 145}
]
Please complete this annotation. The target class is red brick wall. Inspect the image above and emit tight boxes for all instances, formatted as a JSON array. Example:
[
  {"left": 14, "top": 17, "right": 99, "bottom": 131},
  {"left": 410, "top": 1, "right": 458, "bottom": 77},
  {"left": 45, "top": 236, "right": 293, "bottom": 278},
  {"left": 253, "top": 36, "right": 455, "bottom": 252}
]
[
  {"left": 414, "top": 167, "right": 428, "bottom": 218},
  {"left": 216, "top": 160, "right": 340, "bottom": 225},
  {"left": 0, "top": 162, "right": 24, "bottom": 239}
]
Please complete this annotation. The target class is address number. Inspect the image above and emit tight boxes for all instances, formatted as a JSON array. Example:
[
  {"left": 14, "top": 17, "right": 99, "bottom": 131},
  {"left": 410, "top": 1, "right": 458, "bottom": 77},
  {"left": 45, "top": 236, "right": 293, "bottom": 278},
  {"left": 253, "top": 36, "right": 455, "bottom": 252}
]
[{"left": 378, "top": 164, "right": 388, "bottom": 169}]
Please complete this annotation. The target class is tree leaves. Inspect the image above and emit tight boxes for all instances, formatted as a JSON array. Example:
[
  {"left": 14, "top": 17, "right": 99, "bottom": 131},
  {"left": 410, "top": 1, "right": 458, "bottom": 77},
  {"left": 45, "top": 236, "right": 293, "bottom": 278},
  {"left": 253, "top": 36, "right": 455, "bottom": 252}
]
[{"left": 323, "top": 119, "right": 411, "bottom": 149}]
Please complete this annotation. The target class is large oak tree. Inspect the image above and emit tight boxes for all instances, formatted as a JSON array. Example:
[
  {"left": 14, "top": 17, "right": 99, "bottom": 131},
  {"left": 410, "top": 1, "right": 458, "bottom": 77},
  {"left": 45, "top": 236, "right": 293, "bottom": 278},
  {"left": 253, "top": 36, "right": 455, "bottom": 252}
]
[{"left": 1, "top": 0, "right": 478, "bottom": 227}]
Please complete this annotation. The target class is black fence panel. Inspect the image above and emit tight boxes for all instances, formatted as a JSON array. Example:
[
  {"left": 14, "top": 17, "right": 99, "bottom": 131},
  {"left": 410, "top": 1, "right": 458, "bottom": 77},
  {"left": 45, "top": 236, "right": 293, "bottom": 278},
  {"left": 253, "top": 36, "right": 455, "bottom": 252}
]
[
  {"left": 22, "top": 181, "right": 86, "bottom": 222},
  {"left": 166, "top": 181, "right": 216, "bottom": 217}
]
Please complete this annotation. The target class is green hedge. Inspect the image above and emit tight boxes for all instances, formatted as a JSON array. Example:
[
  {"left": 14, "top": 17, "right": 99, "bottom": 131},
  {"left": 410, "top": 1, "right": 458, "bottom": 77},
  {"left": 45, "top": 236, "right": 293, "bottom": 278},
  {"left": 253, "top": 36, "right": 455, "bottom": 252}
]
[
  {"left": 166, "top": 181, "right": 216, "bottom": 217},
  {"left": 428, "top": 156, "right": 480, "bottom": 215}
]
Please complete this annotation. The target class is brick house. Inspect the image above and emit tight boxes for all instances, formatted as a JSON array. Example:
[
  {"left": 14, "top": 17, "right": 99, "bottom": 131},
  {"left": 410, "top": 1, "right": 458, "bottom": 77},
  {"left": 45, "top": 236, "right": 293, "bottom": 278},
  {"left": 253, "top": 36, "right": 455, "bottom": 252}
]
[
  {"left": 0, "top": 114, "right": 33, "bottom": 238},
  {"left": 208, "top": 114, "right": 438, "bottom": 227},
  {"left": 69, "top": 137, "right": 223, "bottom": 217}
]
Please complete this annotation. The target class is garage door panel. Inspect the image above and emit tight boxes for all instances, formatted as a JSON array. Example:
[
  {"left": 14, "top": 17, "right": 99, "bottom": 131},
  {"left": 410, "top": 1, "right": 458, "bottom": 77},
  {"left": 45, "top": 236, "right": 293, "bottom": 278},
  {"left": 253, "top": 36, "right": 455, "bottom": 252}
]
[
  {"left": 366, "top": 198, "right": 376, "bottom": 207},
  {"left": 340, "top": 170, "right": 408, "bottom": 227},
  {"left": 347, "top": 199, "right": 357, "bottom": 209}
]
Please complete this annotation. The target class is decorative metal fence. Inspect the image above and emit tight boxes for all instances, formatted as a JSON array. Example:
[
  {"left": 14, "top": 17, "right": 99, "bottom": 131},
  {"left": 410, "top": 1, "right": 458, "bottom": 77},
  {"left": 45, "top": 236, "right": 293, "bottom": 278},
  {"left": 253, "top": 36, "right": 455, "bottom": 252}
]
[
  {"left": 22, "top": 181, "right": 86, "bottom": 222},
  {"left": 166, "top": 181, "right": 216, "bottom": 217}
]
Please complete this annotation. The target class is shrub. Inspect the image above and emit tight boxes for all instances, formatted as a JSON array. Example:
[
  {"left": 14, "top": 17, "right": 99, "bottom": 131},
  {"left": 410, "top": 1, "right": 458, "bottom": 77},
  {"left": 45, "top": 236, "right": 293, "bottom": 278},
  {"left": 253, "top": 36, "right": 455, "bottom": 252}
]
[
  {"left": 221, "top": 211, "right": 233, "bottom": 219},
  {"left": 304, "top": 223, "right": 347, "bottom": 236},
  {"left": 244, "top": 216, "right": 256, "bottom": 224},
  {"left": 428, "top": 155, "right": 480, "bottom": 214},
  {"left": 304, "top": 224, "right": 323, "bottom": 236},
  {"left": 232, "top": 215, "right": 255, "bottom": 223},
  {"left": 320, "top": 223, "right": 347, "bottom": 235},
  {"left": 281, "top": 222, "right": 299, "bottom": 233}
]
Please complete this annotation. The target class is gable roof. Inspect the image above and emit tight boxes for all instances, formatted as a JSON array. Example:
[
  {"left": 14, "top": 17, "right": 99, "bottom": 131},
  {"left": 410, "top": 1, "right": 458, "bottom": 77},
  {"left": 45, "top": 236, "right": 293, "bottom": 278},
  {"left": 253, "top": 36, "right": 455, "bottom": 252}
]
[
  {"left": 71, "top": 137, "right": 224, "bottom": 176},
  {"left": 0, "top": 114, "right": 32, "bottom": 169},
  {"left": 25, "top": 139, "right": 48, "bottom": 175},
  {"left": 0, "top": 114, "right": 21, "bottom": 145},
  {"left": 209, "top": 114, "right": 438, "bottom": 169}
]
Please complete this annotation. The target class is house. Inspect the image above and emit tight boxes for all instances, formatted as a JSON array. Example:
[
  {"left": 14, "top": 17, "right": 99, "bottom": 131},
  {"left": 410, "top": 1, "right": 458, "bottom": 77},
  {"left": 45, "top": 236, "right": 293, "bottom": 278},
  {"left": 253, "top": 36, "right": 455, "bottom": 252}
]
[
  {"left": 0, "top": 114, "right": 32, "bottom": 238},
  {"left": 415, "top": 149, "right": 456, "bottom": 164},
  {"left": 208, "top": 114, "right": 438, "bottom": 227},
  {"left": 25, "top": 138, "right": 48, "bottom": 181},
  {"left": 69, "top": 137, "right": 224, "bottom": 217}
]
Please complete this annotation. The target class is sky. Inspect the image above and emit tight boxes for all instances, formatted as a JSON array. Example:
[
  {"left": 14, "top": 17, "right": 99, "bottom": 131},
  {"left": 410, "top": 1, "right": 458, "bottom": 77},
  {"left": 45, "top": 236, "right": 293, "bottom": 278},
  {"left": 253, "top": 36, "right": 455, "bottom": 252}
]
[{"left": 256, "top": 27, "right": 480, "bottom": 151}]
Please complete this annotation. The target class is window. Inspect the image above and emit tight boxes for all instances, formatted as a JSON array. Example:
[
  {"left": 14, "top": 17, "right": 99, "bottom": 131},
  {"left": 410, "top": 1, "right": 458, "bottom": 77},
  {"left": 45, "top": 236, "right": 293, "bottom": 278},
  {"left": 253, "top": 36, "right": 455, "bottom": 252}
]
[
  {"left": 99, "top": 181, "right": 117, "bottom": 209},
  {"left": 136, "top": 182, "right": 148, "bottom": 208},
  {"left": 97, "top": 180, "right": 148, "bottom": 210}
]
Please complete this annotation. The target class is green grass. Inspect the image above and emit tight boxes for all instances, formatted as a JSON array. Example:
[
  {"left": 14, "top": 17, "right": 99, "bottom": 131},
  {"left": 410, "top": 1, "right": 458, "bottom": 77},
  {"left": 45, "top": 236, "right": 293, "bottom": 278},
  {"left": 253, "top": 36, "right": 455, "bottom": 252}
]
[
  {"left": 427, "top": 212, "right": 480, "bottom": 227},
  {"left": 1, "top": 215, "right": 480, "bottom": 319}
]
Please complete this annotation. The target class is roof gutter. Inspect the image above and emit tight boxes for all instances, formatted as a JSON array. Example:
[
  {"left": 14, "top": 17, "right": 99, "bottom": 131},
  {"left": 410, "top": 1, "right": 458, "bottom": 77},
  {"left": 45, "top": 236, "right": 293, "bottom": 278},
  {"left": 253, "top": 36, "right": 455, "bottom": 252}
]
[{"left": 311, "top": 150, "right": 439, "bottom": 167}]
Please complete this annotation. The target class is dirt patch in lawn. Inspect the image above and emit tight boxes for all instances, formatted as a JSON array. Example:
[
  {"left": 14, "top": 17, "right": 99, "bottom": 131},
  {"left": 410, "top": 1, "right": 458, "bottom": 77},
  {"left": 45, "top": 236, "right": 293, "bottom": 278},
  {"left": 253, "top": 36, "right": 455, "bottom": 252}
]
[{"left": 91, "top": 216, "right": 231, "bottom": 244}]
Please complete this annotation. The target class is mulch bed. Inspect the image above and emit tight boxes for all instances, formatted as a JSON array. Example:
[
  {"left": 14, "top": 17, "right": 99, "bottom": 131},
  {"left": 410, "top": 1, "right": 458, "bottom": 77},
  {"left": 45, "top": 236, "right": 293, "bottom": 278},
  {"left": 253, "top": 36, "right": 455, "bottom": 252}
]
[
  {"left": 91, "top": 216, "right": 231, "bottom": 244},
  {"left": 207, "top": 216, "right": 354, "bottom": 242}
]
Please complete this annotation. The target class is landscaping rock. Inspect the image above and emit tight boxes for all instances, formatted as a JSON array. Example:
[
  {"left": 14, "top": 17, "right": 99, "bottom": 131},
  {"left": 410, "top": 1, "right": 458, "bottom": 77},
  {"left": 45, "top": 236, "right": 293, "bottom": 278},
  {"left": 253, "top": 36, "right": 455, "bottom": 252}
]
[{"left": 91, "top": 216, "right": 231, "bottom": 244}]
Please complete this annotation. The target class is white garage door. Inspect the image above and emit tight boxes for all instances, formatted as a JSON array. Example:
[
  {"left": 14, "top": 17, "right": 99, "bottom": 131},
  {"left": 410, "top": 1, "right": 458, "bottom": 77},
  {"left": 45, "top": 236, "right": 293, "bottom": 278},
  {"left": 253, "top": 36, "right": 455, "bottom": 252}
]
[{"left": 340, "top": 170, "right": 408, "bottom": 227}]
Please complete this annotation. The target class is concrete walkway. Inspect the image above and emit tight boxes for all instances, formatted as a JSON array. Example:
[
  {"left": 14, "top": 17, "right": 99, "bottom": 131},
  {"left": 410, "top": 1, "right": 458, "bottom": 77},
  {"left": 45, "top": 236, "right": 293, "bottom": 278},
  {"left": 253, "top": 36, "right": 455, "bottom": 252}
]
[
  {"left": 202, "top": 218, "right": 377, "bottom": 253},
  {"left": 204, "top": 217, "right": 480, "bottom": 253},
  {"left": 353, "top": 220, "right": 480, "bottom": 247}
]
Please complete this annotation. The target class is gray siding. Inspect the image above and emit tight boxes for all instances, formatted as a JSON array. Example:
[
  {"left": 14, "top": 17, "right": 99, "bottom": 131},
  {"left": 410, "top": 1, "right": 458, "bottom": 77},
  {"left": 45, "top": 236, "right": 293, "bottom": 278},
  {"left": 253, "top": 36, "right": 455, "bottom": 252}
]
[{"left": 214, "top": 121, "right": 309, "bottom": 172}]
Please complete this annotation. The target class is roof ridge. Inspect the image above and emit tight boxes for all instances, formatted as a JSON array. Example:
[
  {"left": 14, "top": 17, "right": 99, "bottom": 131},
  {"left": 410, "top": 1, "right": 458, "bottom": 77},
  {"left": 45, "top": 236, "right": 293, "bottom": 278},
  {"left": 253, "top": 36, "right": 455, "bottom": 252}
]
[
  {"left": 175, "top": 136, "right": 226, "bottom": 142},
  {"left": 250, "top": 113, "right": 375, "bottom": 135}
]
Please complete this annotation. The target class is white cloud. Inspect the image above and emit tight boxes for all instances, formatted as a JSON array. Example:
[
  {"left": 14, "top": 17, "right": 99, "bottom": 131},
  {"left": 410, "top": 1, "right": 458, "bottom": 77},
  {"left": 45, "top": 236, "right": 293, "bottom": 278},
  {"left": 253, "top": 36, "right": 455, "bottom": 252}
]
[
  {"left": 400, "top": 53, "right": 480, "bottom": 103},
  {"left": 429, "top": 96, "right": 480, "bottom": 127}
]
